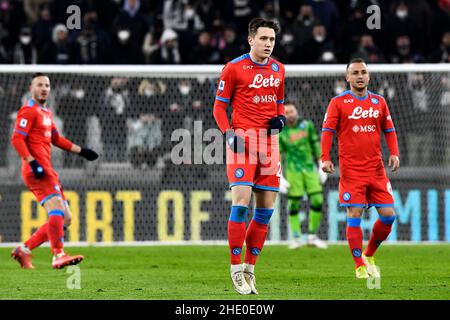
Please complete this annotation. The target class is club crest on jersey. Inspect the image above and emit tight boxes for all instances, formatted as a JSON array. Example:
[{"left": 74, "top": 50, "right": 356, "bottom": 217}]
[
  {"left": 371, "top": 97, "right": 379, "bottom": 104},
  {"left": 343, "top": 192, "right": 351, "bottom": 201},
  {"left": 218, "top": 80, "right": 225, "bottom": 91},
  {"left": 271, "top": 62, "right": 279, "bottom": 72},
  {"left": 248, "top": 74, "right": 280, "bottom": 88},
  {"left": 19, "top": 118, "right": 28, "bottom": 128},
  {"left": 234, "top": 168, "right": 244, "bottom": 179},
  {"left": 42, "top": 115, "right": 52, "bottom": 126}
]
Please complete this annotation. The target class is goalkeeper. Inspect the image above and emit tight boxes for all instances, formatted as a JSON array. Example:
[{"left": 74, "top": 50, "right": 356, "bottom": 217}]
[{"left": 279, "top": 102, "right": 328, "bottom": 249}]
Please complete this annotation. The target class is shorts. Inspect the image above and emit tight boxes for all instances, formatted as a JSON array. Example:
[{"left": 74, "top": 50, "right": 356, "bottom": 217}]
[
  {"left": 226, "top": 134, "right": 280, "bottom": 192},
  {"left": 23, "top": 172, "right": 66, "bottom": 205},
  {"left": 286, "top": 170, "right": 322, "bottom": 198},
  {"left": 339, "top": 174, "right": 394, "bottom": 208}
]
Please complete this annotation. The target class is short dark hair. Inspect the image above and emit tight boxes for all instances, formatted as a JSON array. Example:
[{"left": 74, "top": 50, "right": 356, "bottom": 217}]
[
  {"left": 31, "top": 72, "right": 48, "bottom": 82},
  {"left": 346, "top": 58, "right": 366, "bottom": 71},
  {"left": 248, "top": 17, "right": 280, "bottom": 37}
]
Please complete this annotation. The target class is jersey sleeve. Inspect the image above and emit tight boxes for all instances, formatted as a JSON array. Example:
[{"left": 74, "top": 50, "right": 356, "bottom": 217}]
[
  {"left": 51, "top": 122, "right": 73, "bottom": 151},
  {"left": 322, "top": 98, "right": 339, "bottom": 133},
  {"left": 381, "top": 98, "right": 395, "bottom": 133},
  {"left": 276, "top": 65, "right": 285, "bottom": 115},
  {"left": 11, "top": 106, "right": 38, "bottom": 159},
  {"left": 321, "top": 98, "right": 338, "bottom": 162},
  {"left": 214, "top": 63, "right": 235, "bottom": 108}
]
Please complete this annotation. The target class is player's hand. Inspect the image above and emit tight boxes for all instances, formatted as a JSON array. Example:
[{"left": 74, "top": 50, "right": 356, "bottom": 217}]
[
  {"left": 321, "top": 160, "right": 335, "bottom": 174},
  {"left": 29, "top": 160, "right": 44, "bottom": 179},
  {"left": 279, "top": 175, "right": 290, "bottom": 194},
  {"left": 79, "top": 147, "right": 99, "bottom": 161},
  {"left": 389, "top": 155, "right": 400, "bottom": 172},
  {"left": 225, "top": 130, "right": 245, "bottom": 154},
  {"left": 318, "top": 160, "right": 328, "bottom": 184},
  {"left": 268, "top": 115, "right": 286, "bottom": 135}
]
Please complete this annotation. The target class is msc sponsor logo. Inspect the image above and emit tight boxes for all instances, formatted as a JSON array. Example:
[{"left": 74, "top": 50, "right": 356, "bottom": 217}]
[
  {"left": 248, "top": 74, "right": 281, "bottom": 88},
  {"left": 348, "top": 106, "right": 380, "bottom": 119},
  {"left": 352, "top": 125, "right": 377, "bottom": 133},
  {"left": 253, "top": 94, "right": 277, "bottom": 103}
]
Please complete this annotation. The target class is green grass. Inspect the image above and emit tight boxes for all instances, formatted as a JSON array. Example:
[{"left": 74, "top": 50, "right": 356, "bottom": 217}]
[{"left": 0, "top": 245, "right": 449, "bottom": 300}]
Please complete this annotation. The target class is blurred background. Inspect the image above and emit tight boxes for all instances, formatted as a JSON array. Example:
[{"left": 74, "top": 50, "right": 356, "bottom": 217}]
[{"left": 0, "top": 0, "right": 449, "bottom": 244}]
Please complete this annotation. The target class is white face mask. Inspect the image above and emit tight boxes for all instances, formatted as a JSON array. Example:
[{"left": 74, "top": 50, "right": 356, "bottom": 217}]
[
  {"left": 74, "top": 89, "right": 85, "bottom": 99},
  {"left": 118, "top": 30, "right": 130, "bottom": 41},
  {"left": 20, "top": 35, "right": 31, "bottom": 45},
  {"left": 144, "top": 88, "right": 155, "bottom": 97},
  {"left": 314, "top": 35, "right": 325, "bottom": 43},
  {"left": 185, "top": 8, "right": 195, "bottom": 19},
  {"left": 335, "top": 85, "right": 345, "bottom": 95},
  {"left": 179, "top": 85, "right": 190, "bottom": 95},
  {"left": 396, "top": 9, "right": 408, "bottom": 19}
]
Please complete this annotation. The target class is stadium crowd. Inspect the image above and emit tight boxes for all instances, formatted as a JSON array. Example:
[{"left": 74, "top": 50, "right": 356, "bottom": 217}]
[{"left": 0, "top": 0, "right": 449, "bottom": 65}]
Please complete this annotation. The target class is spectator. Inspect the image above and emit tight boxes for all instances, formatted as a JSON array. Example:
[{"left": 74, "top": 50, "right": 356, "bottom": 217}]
[
  {"left": 39, "top": 23, "right": 72, "bottom": 64},
  {"left": 112, "top": 0, "right": 148, "bottom": 49},
  {"left": 221, "top": 26, "right": 243, "bottom": 63},
  {"left": 351, "top": 34, "right": 386, "bottom": 63},
  {"left": 390, "top": 35, "right": 424, "bottom": 63},
  {"left": 111, "top": 27, "right": 144, "bottom": 64},
  {"left": 292, "top": 23, "right": 335, "bottom": 64},
  {"left": 149, "top": 28, "right": 181, "bottom": 64},
  {"left": 98, "top": 77, "right": 131, "bottom": 162},
  {"left": 429, "top": 31, "right": 450, "bottom": 63},
  {"left": 188, "top": 31, "right": 220, "bottom": 64},
  {"left": 127, "top": 112, "right": 163, "bottom": 169},
  {"left": 24, "top": 0, "right": 51, "bottom": 24},
  {"left": 70, "top": 11, "right": 111, "bottom": 64},
  {"left": 12, "top": 27, "right": 37, "bottom": 64},
  {"left": 306, "top": 0, "right": 340, "bottom": 39},
  {"left": 292, "top": 4, "right": 317, "bottom": 48},
  {"left": 31, "top": 4, "right": 53, "bottom": 50}
]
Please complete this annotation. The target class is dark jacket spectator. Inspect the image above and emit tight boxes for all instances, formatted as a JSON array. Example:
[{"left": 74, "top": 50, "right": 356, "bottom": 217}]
[{"left": 39, "top": 23, "right": 72, "bottom": 64}]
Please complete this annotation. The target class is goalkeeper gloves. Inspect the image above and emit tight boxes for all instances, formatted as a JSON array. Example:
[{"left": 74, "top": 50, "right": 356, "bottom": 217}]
[
  {"left": 79, "top": 147, "right": 99, "bottom": 161},
  {"left": 225, "top": 130, "right": 245, "bottom": 154},
  {"left": 279, "top": 175, "right": 290, "bottom": 194},
  {"left": 29, "top": 160, "right": 44, "bottom": 179},
  {"left": 318, "top": 160, "right": 328, "bottom": 184},
  {"left": 268, "top": 115, "right": 286, "bottom": 135}
]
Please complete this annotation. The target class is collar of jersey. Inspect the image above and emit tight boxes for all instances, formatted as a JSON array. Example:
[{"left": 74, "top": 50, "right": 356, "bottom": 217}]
[
  {"left": 345, "top": 90, "right": 368, "bottom": 101},
  {"left": 28, "top": 98, "right": 49, "bottom": 112},
  {"left": 245, "top": 53, "right": 270, "bottom": 66}
]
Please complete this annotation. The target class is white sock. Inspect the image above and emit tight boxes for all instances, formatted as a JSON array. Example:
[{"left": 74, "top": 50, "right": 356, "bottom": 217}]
[
  {"left": 20, "top": 244, "right": 31, "bottom": 254},
  {"left": 230, "top": 264, "right": 242, "bottom": 274},
  {"left": 243, "top": 263, "right": 255, "bottom": 274}
]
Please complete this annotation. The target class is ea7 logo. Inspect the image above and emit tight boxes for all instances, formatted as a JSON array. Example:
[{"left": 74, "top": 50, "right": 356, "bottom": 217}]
[
  {"left": 43, "top": 116, "right": 52, "bottom": 126},
  {"left": 344, "top": 99, "right": 354, "bottom": 103}
]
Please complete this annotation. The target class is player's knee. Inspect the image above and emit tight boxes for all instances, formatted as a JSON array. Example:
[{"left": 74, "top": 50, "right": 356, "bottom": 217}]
[
  {"left": 379, "top": 214, "right": 396, "bottom": 225},
  {"left": 253, "top": 208, "right": 274, "bottom": 225},
  {"left": 309, "top": 193, "right": 323, "bottom": 212},
  {"left": 288, "top": 198, "right": 300, "bottom": 213}
]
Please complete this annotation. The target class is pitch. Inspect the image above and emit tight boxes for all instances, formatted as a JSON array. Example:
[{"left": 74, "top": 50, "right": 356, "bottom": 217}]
[{"left": 0, "top": 245, "right": 449, "bottom": 300}]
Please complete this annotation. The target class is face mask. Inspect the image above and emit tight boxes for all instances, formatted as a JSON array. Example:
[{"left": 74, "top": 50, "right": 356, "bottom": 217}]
[
  {"left": 179, "top": 85, "right": 190, "bottom": 95},
  {"left": 118, "top": 30, "right": 130, "bottom": 41},
  {"left": 74, "top": 89, "right": 85, "bottom": 99},
  {"left": 185, "top": 8, "right": 195, "bottom": 19},
  {"left": 314, "top": 35, "right": 325, "bottom": 43},
  {"left": 335, "top": 86, "right": 345, "bottom": 95},
  {"left": 283, "top": 34, "right": 294, "bottom": 44},
  {"left": 396, "top": 9, "right": 408, "bottom": 19},
  {"left": 20, "top": 35, "right": 31, "bottom": 45},
  {"left": 144, "top": 88, "right": 155, "bottom": 97}
]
